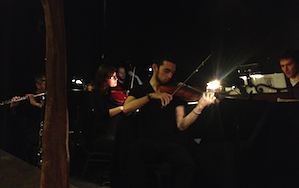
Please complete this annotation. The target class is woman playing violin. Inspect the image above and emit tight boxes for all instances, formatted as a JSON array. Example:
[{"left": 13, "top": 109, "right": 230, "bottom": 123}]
[
  {"left": 121, "top": 53, "right": 216, "bottom": 188},
  {"left": 90, "top": 64, "right": 124, "bottom": 153}
]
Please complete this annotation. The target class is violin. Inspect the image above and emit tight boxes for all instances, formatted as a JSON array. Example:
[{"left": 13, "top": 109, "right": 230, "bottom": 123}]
[
  {"left": 158, "top": 54, "right": 222, "bottom": 104},
  {"left": 110, "top": 86, "right": 128, "bottom": 105},
  {"left": 160, "top": 82, "right": 203, "bottom": 102},
  {"left": 158, "top": 54, "right": 210, "bottom": 102}
]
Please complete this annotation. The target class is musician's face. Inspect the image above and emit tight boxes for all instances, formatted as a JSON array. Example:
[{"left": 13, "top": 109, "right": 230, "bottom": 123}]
[
  {"left": 117, "top": 67, "right": 126, "bottom": 81},
  {"left": 155, "top": 60, "right": 176, "bottom": 85},
  {"left": 280, "top": 58, "right": 299, "bottom": 80},
  {"left": 36, "top": 78, "right": 46, "bottom": 93},
  {"left": 108, "top": 72, "right": 118, "bottom": 87}
]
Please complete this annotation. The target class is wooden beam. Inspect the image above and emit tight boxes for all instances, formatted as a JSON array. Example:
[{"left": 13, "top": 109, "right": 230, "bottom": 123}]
[{"left": 40, "top": 0, "right": 69, "bottom": 187}]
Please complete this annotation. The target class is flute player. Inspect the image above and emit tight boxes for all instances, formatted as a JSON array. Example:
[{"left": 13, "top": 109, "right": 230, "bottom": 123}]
[{"left": 9, "top": 73, "right": 46, "bottom": 166}]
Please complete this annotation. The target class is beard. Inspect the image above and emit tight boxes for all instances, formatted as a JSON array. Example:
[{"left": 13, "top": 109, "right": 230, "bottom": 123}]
[
  {"left": 118, "top": 77, "right": 125, "bottom": 83},
  {"left": 155, "top": 71, "right": 169, "bottom": 86}
]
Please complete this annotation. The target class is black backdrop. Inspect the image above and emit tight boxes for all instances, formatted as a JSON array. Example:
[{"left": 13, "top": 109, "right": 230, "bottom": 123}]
[{"left": 1, "top": 0, "right": 299, "bottom": 163}]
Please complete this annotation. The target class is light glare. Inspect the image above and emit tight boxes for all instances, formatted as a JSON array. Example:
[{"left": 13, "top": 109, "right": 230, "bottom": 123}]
[{"left": 207, "top": 80, "right": 220, "bottom": 90}]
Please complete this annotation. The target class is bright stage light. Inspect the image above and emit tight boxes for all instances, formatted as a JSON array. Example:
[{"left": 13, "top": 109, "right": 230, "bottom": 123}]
[{"left": 206, "top": 80, "right": 220, "bottom": 92}]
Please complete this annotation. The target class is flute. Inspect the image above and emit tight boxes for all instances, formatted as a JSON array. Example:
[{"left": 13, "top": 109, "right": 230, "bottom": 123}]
[{"left": 0, "top": 93, "right": 46, "bottom": 106}]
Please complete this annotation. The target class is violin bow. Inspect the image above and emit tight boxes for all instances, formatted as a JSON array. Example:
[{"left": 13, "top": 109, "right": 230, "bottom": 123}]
[
  {"left": 171, "top": 54, "right": 212, "bottom": 96},
  {"left": 130, "top": 66, "right": 136, "bottom": 90}
]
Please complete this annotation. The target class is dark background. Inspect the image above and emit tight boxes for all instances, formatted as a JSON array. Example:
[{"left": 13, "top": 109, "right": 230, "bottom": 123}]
[
  {"left": 1, "top": 0, "right": 299, "bottom": 95},
  {"left": 1, "top": 0, "right": 299, "bottom": 159},
  {"left": 1, "top": 1, "right": 299, "bottom": 186}
]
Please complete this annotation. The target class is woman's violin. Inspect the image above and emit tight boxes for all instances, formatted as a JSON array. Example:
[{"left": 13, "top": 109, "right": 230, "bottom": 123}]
[{"left": 110, "top": 86, "right": 128, "bottom": 105}]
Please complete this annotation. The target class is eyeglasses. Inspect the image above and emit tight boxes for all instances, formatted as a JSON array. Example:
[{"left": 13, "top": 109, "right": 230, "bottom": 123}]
[{"left": 108, "top": 76, "right": 117, "bottom": 80}]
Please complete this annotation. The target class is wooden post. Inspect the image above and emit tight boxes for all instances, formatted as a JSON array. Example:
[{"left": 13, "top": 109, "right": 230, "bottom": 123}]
[{"left": 40, "top": 0, "right": 69, "bottom": 187}]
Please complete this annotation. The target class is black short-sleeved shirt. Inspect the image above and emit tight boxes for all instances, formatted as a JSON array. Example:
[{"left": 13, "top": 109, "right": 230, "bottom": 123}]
[{"left": 129, "top": 82, "right": 186, "bottom": 141}]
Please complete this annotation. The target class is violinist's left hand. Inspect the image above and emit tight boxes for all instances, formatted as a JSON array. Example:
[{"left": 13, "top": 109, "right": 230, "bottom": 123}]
[
  {"left": 128, "top": 71, "right": 136, "bottom": 77},
  {"left": 128, "top": 71, "right": 143, "bottom": 85},
  {"left": 197, "top": 92, "right": 216, "bottom": 109},
  {"left": 177, "top": 92, "right": 216, "bottom": 131}
]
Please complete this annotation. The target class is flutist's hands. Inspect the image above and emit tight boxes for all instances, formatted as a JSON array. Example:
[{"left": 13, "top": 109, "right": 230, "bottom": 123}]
[
  {"left": 27, "top": 94, "right": 43, "bottom": 108},
  {"left": 9, "top": 96, "right": 20, "bottom": 109},
  {"left": 9, "top": 96, "right": 21, "bottom": 115}
]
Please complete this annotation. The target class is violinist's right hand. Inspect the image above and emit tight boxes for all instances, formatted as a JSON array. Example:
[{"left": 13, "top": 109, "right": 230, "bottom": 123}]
[{"left": 149, "top": 92, "right": 173, "bottom": 107}]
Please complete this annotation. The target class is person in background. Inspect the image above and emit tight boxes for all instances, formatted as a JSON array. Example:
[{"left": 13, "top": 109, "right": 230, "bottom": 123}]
[
  {"left": 280, "top": 47, "right": 299, "bottom": 99},
  {"left": 10, "top": 73, "right": 46, "bottom": 166},
  {"left": 116, "top": 66, "right": 129, "bottom": 91},
  {"left": 90, "top": 64, "right": 124, "bottom": 153},
  {"left": 116, "top": 66, "right": 143, "bottom": 92},
  {"left": 86, "top": 79, "right": 95, "bottom": 92},
  {"left": 121, "top": 53, "right": 216, "bottom": 188}
]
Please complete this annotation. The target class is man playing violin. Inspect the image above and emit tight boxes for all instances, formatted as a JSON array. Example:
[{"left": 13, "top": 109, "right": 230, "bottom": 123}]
[{"left": 122, "top": 53, "right": 216, "bottom": 188}]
